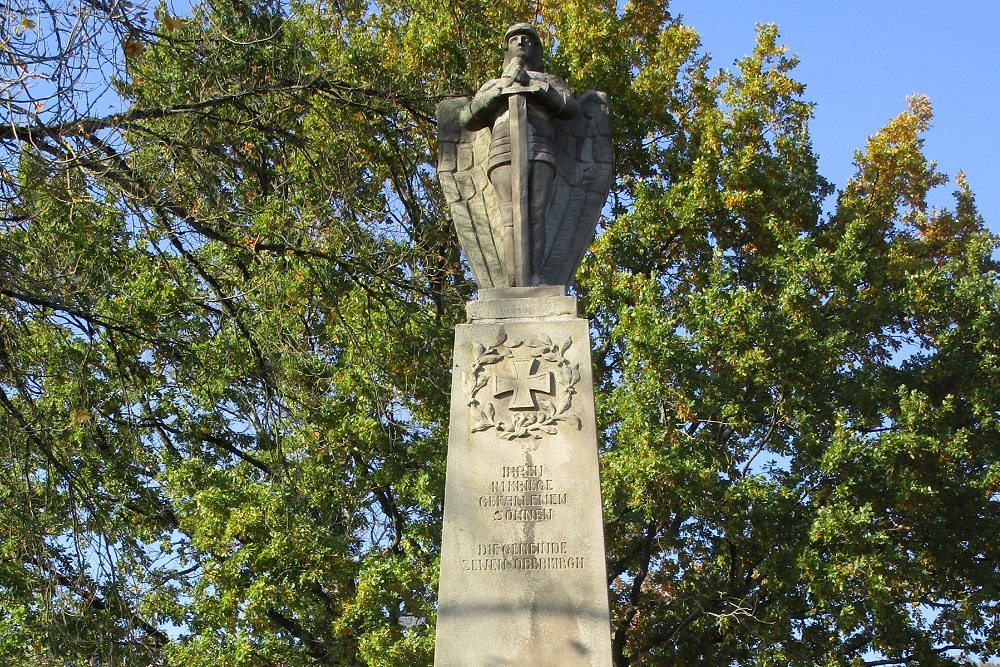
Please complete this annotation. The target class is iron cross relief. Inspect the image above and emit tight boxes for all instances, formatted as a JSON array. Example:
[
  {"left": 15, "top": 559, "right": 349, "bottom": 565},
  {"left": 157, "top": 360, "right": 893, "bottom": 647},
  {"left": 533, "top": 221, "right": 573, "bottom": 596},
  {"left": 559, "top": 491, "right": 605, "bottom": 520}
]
[{"left": 492, "top": 358, "right": 554, "bottom": 410}]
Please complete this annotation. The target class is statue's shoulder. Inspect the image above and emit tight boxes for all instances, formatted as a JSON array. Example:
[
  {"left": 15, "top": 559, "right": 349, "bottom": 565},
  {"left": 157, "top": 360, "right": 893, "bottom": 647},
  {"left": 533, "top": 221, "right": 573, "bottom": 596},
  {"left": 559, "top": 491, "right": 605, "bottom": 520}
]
[
  {"left": 437, "top": 95, "right": 473, "bottom": 142},
  {"left": 530, "top": 71, "right": 570, "bottom": 89},
  {"left": 476, "top": 77, "right": 502, "bottom": 92}
]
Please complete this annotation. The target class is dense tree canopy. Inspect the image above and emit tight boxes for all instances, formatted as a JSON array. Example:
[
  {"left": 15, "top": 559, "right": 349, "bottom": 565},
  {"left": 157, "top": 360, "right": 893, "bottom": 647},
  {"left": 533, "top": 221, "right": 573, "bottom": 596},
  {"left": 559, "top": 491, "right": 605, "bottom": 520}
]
[{"left": 1, "top": 0, "right": 998, "bottom": 665}]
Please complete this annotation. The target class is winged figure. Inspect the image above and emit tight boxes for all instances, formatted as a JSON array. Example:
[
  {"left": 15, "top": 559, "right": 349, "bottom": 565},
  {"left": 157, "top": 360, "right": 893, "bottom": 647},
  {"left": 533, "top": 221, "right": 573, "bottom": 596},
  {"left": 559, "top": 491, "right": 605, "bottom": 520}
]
[{"left": 437, "top": 23, "right": 613, "bottom": 289}]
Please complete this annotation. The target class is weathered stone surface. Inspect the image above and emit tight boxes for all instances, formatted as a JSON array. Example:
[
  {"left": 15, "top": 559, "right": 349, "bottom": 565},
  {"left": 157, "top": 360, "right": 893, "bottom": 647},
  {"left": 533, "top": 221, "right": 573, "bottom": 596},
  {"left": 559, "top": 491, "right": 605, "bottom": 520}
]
[
  {"left": 435, "top": 24, "right": 613, "bottom": 289},
  {"left": 467, "top": 288, "right": 578, "bottom": 322},
  {"left": 478, "top": 286, "right": 565, "bottom": 301},
  {"left": 466, "top": 296, "right": 576, "bottom": 322},
  {"left": 434, "top": 302, "right": 612, "bottom": 666}
]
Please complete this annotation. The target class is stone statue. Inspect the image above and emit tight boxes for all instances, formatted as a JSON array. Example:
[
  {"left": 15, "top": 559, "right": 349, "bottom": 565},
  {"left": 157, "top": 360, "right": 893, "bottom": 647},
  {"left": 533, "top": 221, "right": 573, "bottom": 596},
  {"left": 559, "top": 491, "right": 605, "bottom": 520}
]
[{"left": 437, "top": 23, "right": 613, "bottom": 289}]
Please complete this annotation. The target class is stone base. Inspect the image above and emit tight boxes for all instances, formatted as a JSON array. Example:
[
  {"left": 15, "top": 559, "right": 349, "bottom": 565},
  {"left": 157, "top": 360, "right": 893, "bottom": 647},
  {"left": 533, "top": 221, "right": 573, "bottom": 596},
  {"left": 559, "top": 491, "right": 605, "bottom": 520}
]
[
  {"left": 467, "top": 288, "right": 577, "bottom": 322},
  {"left": 434, "top": 298, "right": 612, "bottom": 666}
]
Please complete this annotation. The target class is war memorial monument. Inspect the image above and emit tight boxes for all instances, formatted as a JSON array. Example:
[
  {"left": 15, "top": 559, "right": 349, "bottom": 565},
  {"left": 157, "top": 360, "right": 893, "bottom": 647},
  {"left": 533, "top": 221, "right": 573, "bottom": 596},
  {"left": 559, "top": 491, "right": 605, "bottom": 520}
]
[{"left": 433, "top": 22, "right": 615, "bottom": 666}]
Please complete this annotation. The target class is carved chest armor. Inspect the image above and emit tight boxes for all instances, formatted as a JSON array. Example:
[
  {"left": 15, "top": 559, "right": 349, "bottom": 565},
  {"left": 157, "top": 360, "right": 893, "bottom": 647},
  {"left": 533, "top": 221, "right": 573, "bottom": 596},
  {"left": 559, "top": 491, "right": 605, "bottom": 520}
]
[{"left": 487, "top": 103, "right": 557, "bottom": 173}]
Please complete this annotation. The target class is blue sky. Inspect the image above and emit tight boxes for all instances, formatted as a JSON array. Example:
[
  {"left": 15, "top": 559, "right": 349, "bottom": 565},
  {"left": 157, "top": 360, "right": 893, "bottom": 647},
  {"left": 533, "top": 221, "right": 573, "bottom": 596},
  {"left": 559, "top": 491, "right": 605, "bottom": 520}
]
[{"left": 673, "top": 0, "right": 1000, "bottom": 234}]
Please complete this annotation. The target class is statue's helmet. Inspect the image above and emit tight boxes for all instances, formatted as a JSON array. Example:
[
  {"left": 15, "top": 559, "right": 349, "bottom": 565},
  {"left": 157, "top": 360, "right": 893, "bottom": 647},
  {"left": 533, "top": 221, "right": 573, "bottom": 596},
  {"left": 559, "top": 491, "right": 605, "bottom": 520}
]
[
  {"left": 502, "top": 22, "right": 543, "bottom": 70},
  {"left": 503, "top": 22, "right": 542, "bottom": 48}
]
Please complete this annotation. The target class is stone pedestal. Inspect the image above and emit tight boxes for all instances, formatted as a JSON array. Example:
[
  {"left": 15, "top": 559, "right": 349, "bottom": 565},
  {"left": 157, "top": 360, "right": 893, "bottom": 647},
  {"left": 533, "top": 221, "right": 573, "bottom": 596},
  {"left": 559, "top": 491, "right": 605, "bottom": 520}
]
[{"left": 434, "top": 289, "right": 612, "bottom": 666}]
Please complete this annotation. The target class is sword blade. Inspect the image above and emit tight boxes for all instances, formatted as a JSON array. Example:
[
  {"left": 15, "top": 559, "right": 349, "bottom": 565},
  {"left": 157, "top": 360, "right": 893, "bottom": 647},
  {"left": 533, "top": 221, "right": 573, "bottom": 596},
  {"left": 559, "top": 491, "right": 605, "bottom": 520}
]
[{"left": 508, "top": 93, "right": 530, "bottom": 286}]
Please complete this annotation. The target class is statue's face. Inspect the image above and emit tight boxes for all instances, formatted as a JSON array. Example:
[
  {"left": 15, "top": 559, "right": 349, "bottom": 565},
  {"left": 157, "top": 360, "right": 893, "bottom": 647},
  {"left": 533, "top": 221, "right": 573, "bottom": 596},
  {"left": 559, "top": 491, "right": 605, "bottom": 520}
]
[{"left": 505, "top": 32, "right": 542, "bottom": 70}]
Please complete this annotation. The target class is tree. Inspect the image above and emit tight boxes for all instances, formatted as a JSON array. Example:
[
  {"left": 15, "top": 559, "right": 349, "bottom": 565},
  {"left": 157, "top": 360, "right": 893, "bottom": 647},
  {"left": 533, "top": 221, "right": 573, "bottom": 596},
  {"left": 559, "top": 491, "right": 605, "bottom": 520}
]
[{"left": 1, "top": 1, "right": 997, "bottom": 665}]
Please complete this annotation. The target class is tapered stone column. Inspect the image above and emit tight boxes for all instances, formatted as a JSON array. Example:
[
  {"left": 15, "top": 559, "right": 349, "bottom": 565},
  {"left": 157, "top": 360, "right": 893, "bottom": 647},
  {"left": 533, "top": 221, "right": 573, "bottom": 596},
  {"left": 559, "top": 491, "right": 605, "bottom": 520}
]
[
  {"left": 434, "top": 21, "right": 614, "bottom": 665},
  {"left": 434, "top": 287, "right": 612, "bottom": 666}
]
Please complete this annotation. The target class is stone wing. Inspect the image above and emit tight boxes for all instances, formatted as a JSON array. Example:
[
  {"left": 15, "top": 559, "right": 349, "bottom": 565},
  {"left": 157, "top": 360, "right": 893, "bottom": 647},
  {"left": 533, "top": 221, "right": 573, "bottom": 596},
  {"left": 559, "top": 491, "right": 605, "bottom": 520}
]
[
  {"left": 437, "top": 97, "right": 506, "bottom": 288},
  {"left": 538, "top": 91, "right": 613, "bottom": 287}
]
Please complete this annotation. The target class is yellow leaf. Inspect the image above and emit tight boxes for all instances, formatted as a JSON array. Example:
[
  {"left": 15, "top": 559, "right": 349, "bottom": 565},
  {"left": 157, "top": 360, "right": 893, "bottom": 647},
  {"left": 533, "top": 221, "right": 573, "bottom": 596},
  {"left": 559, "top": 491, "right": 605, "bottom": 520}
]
[{"left": 123, "top": 39, "right": 144, "bottom": 58}]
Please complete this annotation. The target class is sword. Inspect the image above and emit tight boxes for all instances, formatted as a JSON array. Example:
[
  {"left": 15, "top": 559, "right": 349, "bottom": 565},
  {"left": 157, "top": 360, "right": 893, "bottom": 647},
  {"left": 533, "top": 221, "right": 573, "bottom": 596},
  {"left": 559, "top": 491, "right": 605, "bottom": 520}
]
[{"left": 503, "top": 83, "right": 539, "bottom": 286}]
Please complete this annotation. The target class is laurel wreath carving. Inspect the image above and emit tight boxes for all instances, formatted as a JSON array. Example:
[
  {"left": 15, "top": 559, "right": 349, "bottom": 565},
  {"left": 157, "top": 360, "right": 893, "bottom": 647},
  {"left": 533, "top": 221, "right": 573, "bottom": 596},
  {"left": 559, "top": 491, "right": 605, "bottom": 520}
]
[{"left": 464, "top": 331, "right": 582, "bottom": 440}]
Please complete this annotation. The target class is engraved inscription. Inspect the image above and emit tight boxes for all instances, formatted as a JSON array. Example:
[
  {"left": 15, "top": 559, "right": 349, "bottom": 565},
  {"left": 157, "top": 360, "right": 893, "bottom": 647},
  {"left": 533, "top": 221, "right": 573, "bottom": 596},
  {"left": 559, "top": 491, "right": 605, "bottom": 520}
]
[
  {"left": 477, "top": 541, "right": 567, "bottom": 555},
  {"left": 462, "top": 466, "right": 587, "bottom": 573},
  {"left": 479, "top": 493, "right": 567, "bottom": 508},
  {"left": 491, "top": 478, "right": 552, "bottom": 492},
  {"left": 462, "top": 556, "right": 586, "bottom": 571},
  {"left": 480, "top": 464, "right": 566, "bottom": 522},
  {"left": 502, "top": 465, "right": 544, "bottom": 477},
  {"left": 493, "top": 507, "right": 552, "bottom": 522},
  {"left": 464, "top": 540, "right": 585, "bottom": 571},
  {"left": 494, "top": 464, "right": 552, "bottom": 491}
]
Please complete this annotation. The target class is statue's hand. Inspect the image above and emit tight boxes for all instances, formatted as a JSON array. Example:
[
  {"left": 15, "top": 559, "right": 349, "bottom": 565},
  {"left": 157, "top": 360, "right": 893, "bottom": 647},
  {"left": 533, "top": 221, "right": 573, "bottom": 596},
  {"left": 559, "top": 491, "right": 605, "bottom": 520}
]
[
  {"left": 527, "top": 77, "right": 578, "bottom": 119},
  {"left": 524, "top": 80, "right": 555, "bottom": 106},
  {"left": 502, "top": 58, "right": 531, "bottom": 86},
  {"left": 529, "top": 80, "right": 551, "bottom": 96}
]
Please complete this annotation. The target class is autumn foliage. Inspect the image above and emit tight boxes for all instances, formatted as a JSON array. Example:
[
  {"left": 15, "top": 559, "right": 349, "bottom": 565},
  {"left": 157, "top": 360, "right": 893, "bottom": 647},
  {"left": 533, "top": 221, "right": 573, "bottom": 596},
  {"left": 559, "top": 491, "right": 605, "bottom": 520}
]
[{"left": 1, "top": 1, "right": 998, "bottom": 665}]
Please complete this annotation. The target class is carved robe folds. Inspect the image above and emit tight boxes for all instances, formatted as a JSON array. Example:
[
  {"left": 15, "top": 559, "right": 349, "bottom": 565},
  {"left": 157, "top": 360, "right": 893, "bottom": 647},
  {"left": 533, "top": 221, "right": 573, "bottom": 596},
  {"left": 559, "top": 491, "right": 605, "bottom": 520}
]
[{"left": 437, "top": 89, "right": 612, "bottom": 288}]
